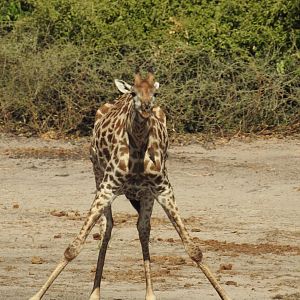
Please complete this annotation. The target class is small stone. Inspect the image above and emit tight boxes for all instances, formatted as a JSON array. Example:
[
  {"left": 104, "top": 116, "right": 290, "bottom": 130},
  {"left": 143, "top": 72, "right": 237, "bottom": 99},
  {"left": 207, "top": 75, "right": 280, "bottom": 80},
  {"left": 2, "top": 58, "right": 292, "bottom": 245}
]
[
  {"left": 91, "top": 266, "right": 96, "bottom": 273},
  {"left": 219, "top": 263, "right": 233, "bottom": 271},
  {"left": 166, "top": 238, "right": 175, "bottom": 243},
  {"left": 225, "top": 280, "right": 238, "bottom": 286},
  {"left": 54, "top": 234, "right": 62, "bottom": 239},
  {"left": 50, "top": 210, "right": 66, "bottom": 217},
  {"left": 272, "top": 295, "right": 284, "bottom": 299},
  {"left": 93, "top": 233, "right": 101, "bottom": 240},
  {"left": 13, "top": 204, "right": 19, "bottom": 209},
  {"left": 31, "top": 256, "right": 45, "bottom": 264}
]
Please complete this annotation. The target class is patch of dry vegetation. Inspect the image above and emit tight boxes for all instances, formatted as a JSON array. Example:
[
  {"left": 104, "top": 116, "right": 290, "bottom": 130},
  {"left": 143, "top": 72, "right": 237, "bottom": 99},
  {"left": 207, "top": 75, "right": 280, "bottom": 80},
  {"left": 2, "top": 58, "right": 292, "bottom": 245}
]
[{"left": 0, "top": 1, "right": 299, "bottom": 136}]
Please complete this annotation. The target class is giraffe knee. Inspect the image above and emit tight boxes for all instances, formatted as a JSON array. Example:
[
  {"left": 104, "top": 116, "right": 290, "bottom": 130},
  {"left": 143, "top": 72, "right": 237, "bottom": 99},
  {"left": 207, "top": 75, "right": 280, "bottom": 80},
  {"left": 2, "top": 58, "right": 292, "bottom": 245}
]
[
  {"left": 64, "top": 241, "right": 82, "bottom": 261},
  {"left": 187, "top": 243, "right": 203, "bottom": 263}
]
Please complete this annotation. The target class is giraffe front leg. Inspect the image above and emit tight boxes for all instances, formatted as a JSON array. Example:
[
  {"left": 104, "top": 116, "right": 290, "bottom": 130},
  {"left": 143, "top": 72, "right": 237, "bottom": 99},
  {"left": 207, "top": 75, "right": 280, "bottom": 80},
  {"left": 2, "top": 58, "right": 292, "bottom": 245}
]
[
  {"left": 29, "top": 187, "right": 117, "bottom": 300},
  {"left": 136, "top": 197, "right": 156, "bottom": 300},
  {"left": 89, "top": 206, "right": 113, "bottom": 300}
]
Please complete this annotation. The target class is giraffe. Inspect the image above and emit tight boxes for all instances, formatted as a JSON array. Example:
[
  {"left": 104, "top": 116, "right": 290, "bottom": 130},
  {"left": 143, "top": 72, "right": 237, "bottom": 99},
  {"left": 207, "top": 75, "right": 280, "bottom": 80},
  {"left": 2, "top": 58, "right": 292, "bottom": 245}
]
[{"left": 29, "top": 71, "right": 230, "bottom": 300}]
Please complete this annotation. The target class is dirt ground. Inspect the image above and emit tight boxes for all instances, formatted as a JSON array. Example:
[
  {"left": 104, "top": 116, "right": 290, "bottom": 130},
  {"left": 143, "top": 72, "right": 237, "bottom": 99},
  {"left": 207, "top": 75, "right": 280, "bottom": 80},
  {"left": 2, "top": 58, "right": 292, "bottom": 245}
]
[{"left": 0, "top": 133, "right": 299, "bottom": 300}]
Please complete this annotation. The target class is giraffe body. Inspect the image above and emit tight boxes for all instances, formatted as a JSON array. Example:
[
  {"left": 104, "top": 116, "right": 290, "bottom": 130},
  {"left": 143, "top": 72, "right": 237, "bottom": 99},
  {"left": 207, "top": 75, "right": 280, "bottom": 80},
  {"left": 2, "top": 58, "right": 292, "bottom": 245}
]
[
  {"left": 90, "top": 92, "right": 168, "bottom": 198},
  {"left": 29, "top": 72, "right": 230, "bottom": 300}
]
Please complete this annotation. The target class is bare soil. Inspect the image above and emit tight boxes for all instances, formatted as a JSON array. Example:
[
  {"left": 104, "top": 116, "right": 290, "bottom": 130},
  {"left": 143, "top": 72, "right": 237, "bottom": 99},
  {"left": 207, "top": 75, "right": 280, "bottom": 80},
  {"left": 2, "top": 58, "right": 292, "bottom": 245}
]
[{"left": 0, "top": 134, "right": 299, "bottom": 300}]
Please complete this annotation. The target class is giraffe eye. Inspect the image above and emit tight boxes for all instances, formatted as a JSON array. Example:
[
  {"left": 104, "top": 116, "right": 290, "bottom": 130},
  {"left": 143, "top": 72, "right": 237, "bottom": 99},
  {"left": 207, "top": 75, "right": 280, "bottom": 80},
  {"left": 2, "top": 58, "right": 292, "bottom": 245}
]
[
  {"left": 153, "top": 93, "right": 159, "bottom": 97},
  {"left": 131, "top": 91, "right": 136, "bottom": 97}
]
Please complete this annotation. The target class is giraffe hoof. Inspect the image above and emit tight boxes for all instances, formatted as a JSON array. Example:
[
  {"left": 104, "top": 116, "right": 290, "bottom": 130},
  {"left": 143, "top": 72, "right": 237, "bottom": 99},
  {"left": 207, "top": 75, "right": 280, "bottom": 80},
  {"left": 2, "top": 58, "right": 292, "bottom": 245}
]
[
  {"left": 89, "top": 287, "right": 100, "bottom": 300},
  {"left": 145, "top": 293, "right": 156, "bottom": 300},
  {"left": 29, "top": 295, "right": 41, "bottom": 300}
]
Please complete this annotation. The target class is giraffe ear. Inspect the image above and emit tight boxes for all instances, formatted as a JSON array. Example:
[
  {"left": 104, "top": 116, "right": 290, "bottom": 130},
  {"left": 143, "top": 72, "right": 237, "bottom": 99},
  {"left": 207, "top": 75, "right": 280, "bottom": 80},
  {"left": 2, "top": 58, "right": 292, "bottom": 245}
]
[
  {"left": 154, "top": 81, "right": 160, "bottom": 89},
  {"left": 114, "top": 79, "right": 132, "bottom": 94}
]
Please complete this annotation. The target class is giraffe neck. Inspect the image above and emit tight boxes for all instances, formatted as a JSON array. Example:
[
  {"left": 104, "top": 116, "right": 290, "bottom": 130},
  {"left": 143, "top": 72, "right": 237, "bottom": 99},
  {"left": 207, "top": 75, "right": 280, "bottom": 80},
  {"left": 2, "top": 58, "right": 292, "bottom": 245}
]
[{"left": 126, "top": 97, "right": 151, "bottom": 149}]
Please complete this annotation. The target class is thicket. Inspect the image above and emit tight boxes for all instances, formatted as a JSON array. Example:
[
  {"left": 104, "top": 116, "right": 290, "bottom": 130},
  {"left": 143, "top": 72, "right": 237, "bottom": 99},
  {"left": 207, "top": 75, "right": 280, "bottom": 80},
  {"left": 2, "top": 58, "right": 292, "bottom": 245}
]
[{"left": 0, "top": 0, "right": 299, "bottom": 136}]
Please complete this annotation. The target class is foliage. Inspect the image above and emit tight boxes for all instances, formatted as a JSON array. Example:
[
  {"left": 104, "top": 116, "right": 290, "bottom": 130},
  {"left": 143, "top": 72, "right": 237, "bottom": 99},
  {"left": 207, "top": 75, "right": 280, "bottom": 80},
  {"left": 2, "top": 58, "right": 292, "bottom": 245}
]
[{"left": 0, "top": 0, "right": 299, "bottom": 136}]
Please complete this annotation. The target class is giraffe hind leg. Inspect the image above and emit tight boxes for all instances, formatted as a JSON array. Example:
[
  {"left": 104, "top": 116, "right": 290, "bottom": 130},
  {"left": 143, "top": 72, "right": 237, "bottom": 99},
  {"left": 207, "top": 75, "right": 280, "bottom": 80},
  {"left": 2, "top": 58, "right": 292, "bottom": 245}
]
[
  {"left": 127, "top": 195, "right": 156, "bottom": 300},
  {"left": 156, "top": 182, "right": 202, "bottom": 262},
  {"left": 89, "top": 206, "right": 113, "bottom": 300},
  {"left": 156, "top": 182, "right": 231, "bottom": 300}
]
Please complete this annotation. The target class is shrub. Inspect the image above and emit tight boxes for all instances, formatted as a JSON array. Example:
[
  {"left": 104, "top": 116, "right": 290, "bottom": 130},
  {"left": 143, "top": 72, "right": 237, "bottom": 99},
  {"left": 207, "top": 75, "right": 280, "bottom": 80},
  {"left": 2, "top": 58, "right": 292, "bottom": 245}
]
[{"left": 0, "top": 0, "right": 299, "bottom": 136}]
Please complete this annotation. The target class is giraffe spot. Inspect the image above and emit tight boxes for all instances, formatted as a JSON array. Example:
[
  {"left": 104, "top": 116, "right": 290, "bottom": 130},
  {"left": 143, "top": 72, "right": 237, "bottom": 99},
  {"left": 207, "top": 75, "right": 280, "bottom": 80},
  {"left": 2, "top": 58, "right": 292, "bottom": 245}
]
[
  {"left": 102, "top": 119, "right": 110, "bottom": 128},
  {"left": 115, "top": 170, "right": 124, "bottom": 178},
  {"left": 113, "top": 147, "right": 120, "bottom": 157},
  {"left": 107, "top": 133, "right": 113, "bottom": 142},
  {"left": 115, "top": 119, "right": 121, "bottom": 129},
  {"left": 169, "top": 202, "right": 175, "bottom": 209},
  {"left": 148, "top": 147, "right": 155, "bottom": 163},
  {"left": 100, "top": 193, "right": 110, "bottom": 201},
  {"left": 100, "top": 103, "right": 111, "bottom": 114},
  {"left": 153, "top": 141, "right": 159, "bottom": 149},
  {"left": 150, "top": 161, "right": 161, "bottom": 172},
  {"left": 118, "top": 160, "right": 128, "bottom": 172},
  {"left": 102, "top": 148, "right": 110, "bottom": 161},
  {"left": 120, "top": 146, "right": 129, "bottom": 156},
  {"left": 120, "top": 139, "right": 128, "bottom": 146},
  {"left": 116, "top": 124, "right": 124, "bottom": 135},
  {"left": 121, "top": 106, "right": 128, "bottom": 114}
]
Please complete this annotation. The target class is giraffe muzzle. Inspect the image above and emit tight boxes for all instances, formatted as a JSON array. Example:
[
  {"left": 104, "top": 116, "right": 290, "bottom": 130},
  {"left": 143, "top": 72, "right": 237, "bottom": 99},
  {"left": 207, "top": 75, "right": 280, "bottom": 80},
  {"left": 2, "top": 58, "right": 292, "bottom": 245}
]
[
  {"left": 140, "top": 110, "right": 152, "bottom": 119},
  {"left": 139, "top": 103, "right": 153, "bottom": 118}
]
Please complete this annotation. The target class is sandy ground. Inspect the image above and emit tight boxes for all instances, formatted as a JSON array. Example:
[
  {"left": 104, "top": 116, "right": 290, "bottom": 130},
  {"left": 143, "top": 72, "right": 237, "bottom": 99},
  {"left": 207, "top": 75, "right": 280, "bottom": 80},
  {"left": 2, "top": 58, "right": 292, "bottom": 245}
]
[{"left": 0, "top": 134, "right": 299, "bottom": 300}]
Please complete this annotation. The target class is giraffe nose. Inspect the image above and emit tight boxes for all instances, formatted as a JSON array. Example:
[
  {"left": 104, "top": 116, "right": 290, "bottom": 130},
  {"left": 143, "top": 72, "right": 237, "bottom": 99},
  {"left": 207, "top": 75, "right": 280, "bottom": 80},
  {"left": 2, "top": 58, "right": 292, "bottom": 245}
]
[{"left": 143, "top": 102, "right": 152, "bottom": 112}]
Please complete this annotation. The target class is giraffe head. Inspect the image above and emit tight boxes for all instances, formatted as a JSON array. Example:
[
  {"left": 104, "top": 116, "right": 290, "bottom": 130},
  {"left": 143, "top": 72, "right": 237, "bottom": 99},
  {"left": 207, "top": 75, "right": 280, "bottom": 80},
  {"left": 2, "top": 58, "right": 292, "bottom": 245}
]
[{"left": 115, "top": 72, "right": 160, "bottom": 119}]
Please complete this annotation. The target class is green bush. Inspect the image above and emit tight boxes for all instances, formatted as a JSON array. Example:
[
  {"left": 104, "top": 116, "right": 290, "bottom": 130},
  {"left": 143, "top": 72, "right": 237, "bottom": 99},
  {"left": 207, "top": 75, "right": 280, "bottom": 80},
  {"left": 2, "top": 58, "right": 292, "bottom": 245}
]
[{"left": 0, "top": 0, "right": 299, "bottom": 136}]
